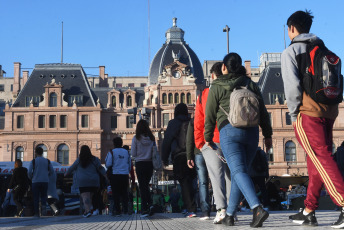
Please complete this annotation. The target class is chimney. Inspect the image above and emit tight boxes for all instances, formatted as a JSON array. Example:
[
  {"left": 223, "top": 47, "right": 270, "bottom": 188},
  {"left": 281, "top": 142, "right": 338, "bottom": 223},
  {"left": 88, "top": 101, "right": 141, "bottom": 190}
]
[
  {"left": 99, "top": 66, "right": 105, "bottom": 80},
  {"left": 23, "top": 71, "right": 29, "bottom": 86},
  {"left": 244, "top": 60, "right": 251, "bottom": 77},
  {"left": 13, "top": 62, "right": 21, "bottom": 95}
]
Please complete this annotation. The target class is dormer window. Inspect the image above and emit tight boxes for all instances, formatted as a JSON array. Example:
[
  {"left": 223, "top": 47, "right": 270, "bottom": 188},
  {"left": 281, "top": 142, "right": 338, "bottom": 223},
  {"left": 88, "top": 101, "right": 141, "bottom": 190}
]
[
  {"left": 127, "top": 95, "right": 132, "bottom": 107},
  {"left": 68, "top": 95, "right": 83, "bottom": 106},
  {"left": 111, "top": 96, "right": 116, "bottom": 107},
  {"left": 49, "top": 93, "right": 57, "bottom": 107},
  {"left": 173, "top": 71, "right": 181, "bottom": 79}
]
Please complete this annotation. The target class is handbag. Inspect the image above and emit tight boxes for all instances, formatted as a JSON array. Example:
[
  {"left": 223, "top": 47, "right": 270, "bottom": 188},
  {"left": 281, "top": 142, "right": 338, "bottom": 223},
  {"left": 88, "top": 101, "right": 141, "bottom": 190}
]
[{"left": 152, "top": 142, "right": 162, "bottom": 170}]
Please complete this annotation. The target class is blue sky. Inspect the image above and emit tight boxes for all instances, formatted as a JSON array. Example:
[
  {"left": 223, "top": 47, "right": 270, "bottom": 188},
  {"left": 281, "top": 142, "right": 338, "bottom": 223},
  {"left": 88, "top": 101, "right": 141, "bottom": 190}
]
[{"left": 1, "top": 0, "right": 343, "bottom": 77}]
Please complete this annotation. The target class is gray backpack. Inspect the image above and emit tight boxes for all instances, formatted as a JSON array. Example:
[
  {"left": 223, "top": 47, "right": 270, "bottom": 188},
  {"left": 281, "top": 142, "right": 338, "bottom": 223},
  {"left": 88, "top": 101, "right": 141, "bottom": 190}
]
[{"left": 220, "top": 86, "right": 260, "bottom": 127}]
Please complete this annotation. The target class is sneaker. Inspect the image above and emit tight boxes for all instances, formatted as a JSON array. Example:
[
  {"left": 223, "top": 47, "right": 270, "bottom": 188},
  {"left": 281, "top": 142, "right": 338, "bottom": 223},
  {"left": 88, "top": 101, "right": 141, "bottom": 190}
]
[
  {"left": 199, "top": 212, "right": 210, "bottom": 220},
  {"left": 213, "top": 209, "right": 226, "bottom": 224},
  {"left": 149, "top": 206, "right": 154, "bottom": 216},
  {"left": 92, "top": 209, "right": 99, "bottom": 216},
  {"left": 140, "top": 211, "right": 149, "bottom": 218},
  {"left": 250, "top": 205, "right": 269, "bottom": 228},
  {"left": 185, "top": 212, "right": 197, "bottom": 218},
  {"left": 222, "top": 215, "right": 234, "bottom": 226},
  {"left": 182, "top": 209, "right": 187, "bottom": 214},
  {"left": 289, "top": 208, "right": 318, "bottom": 226},
  {"left": 83, "top": 211, "right": 92, "bottom": 218},
  {"left": 331, "top": 208, "right": 344, "bottom": 229}
]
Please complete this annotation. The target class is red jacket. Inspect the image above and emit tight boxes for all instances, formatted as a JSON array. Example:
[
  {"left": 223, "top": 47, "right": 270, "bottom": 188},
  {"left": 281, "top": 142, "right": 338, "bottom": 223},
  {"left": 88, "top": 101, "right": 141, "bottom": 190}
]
[{"left": 194, "top": 88, "right": 220, "bottom": 149}]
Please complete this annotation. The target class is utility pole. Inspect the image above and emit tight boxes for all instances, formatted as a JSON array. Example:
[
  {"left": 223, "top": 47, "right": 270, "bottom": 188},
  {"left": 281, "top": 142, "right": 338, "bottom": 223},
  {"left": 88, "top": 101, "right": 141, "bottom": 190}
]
[
  {"left": 61, "top": 21, "right": 64, "bottom": 64},
  {"left": 223, "top": 25, "right": 230, "bottom": 54}
]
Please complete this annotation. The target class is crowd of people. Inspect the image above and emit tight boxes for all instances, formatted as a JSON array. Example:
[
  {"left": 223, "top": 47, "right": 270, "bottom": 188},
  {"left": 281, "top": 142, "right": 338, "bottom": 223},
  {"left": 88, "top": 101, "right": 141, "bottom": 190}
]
[{"left": 2, "top": 9, "right": 344, "bottom": 229}]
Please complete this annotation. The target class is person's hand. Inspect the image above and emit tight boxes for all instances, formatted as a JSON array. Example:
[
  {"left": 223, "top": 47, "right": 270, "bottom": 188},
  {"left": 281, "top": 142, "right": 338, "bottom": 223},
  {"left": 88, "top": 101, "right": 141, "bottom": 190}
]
[
  {"left": 265, "top": 138, "right": 272, "bottom": 152},
  {"left": 7, "top": 189, "right": 10, "bottom": 193},
  {"left": 187, "top": 160, "right": 194, "bottom": 169},
  {"left": 205, "top": 141, "right": 216, "bottom": 150},
  {"left": 292, "top": 121, "right": 296, "bottom": 128}
]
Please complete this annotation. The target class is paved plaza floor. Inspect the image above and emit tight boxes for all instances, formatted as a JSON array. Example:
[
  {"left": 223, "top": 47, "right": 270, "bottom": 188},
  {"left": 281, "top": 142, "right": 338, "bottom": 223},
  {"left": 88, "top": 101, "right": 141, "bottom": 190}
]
[{"left": 0, "top": 210, "right": 341, "bottom": 230}]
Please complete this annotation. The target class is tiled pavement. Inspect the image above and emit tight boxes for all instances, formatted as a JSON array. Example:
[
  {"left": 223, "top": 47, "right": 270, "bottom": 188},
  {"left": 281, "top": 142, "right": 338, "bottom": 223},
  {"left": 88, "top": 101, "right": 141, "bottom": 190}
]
[{"left": 0, "top": 210, "right": 341, "bottom": 230}]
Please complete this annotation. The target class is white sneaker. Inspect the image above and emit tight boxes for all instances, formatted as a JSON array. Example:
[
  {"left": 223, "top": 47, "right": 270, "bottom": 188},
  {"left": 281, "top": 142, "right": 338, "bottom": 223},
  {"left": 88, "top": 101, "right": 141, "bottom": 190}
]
[
  {"left": 213, "top": 209, "right": 226, "bottom": 224},
  {"left": 92, "top": 209, "right": 99, "bottom": 216}
]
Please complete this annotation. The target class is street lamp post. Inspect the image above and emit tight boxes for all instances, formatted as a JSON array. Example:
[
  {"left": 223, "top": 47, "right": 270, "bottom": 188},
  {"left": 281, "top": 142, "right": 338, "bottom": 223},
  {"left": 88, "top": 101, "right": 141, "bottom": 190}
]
[{"left": 223, "top": 25, "right": 230, "bottom": 54}]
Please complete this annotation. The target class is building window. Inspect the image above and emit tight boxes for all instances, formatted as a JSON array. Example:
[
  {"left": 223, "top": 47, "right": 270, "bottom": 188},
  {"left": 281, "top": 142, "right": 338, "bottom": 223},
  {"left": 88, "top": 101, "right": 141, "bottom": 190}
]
[
  {"left": 16, "top": 147, "right": 24, "bottom": 161},
  {"left": 128, "top": 83, "right": 134, "bottom": 88},
  {"left": 37, "top": 144, "right": 48, "bottom": 158},
  {"left": 49, "top": 115, "right": 56, "bottom": 128},
  {"left": 268, "top": 147, "right": 274, "bottom": 162},
  {"left": 17, "top": 115, "right": 24, "bottom": 129},
  {"left": 268, "top": 112, "right": 272, "bottom": 125},
  {"left": 127, "top": 96, "right": 132, "bottom": 107},
  {"left": 126, "top": 116, "right": 133, "bottom": 128},
  {"left": 10, "top": 85, "right": 13, "bottom": 92},
  {"left": 81, "top": 115, "right": 89, "bottom": 128},
  {"left": 25, "top": 96, "right": 40, "bottom": 107},
  {"left": 333, "top": 143, "right": 336, "bottom": 154},
  {"left": 140, "top": 83, "right": 147, "bottom": 87},
  {"left": 57, "top": 144, "right": 69, "bottom": 165},
  {"left": 150, "top": 95, "right": 154, "bottom": 105},
  {"left": 111, "top": 116, "right": 117, "bottom": 129},
  {"left": 116, "top": 83, "right": 122, "bottom": 88},
  {"left": 181, "top": 93, "right": 186, "bottom": 103},
  {"left": 168, "top": 93, "right": 173, "bottom": 104},
  {"left": 269, "top": 93, "right": 285, "bottom": 105},
  {"left": 285, "top": 141, "right": 297, "bottom": 163},
  {"left": 111, "top": 96, "right": 116, "bottom": 107},
  {"left": 286, "top": 112, "right": 292, "bottom": 125},
  {"left": 49, "top": 92, "right": 57, "bottom": 107},
  {"left": 187, "top": 93, "right": 191, "bottom": 104},
  {"left": 95, "top": 84, "right": 99, "bottom": 88},
  {"left": 163, "top": 114, "right": 169, "bottom": 127},
  {"left": 68, "top": 95, "right": 83, "bottom": 106},
  {"left": 174, "top": 93, "right": 179, "bottom": 104},
  {"left": 60, "top": 115, "right": 67, "bottom": 128},
  {"left": 38, "top": 115, "right": 45, "bottom": 128},
  {"left": 0, "top": 85, "right": 4, "bottom": 92},
  {"left": 162, "top": 93, "right": 167, "bottom": 104}
]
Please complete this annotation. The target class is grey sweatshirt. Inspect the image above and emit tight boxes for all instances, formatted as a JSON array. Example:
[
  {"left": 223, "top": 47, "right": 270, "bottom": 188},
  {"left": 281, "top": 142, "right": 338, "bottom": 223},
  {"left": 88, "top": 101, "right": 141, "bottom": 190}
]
[
  {"left": 105, "top": 148, "right": 131, "bottom": 175},
  {"left": 28, "top": 156, "right": 54, "bottom": 183},
  {"left": 131, "top": 135, "right": 154, "bottom": 162},
  {"left": 281, "top": 33, "right": 320, "bottom": 121}
]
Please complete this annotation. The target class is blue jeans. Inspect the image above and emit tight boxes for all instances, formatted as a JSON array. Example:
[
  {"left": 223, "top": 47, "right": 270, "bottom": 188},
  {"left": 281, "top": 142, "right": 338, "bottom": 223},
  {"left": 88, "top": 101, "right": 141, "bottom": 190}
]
[
  {"left": 32, "top": 182, "right": 48, "bottom": 215},
  {"left": 219, "top": 123, "right": 260, "bottom": 215},
  {"left": 195, "top": 154, "right": 210, "bottom": 213}
]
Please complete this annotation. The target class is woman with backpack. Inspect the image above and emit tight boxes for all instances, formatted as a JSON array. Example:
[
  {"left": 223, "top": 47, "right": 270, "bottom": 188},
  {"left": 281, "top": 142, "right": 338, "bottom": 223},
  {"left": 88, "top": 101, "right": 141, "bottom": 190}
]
[
  {"left": 8, "top": 159, "right": 29, "bottom": 217},
  {"left": 204, "top": 53, "right": 272, "bottom": 227},
  {"left": 131, "top": 119, "right": 155, "bottom": 217},
  {"left": 65, "top": 145, "right": 106, "bottom": 218}
]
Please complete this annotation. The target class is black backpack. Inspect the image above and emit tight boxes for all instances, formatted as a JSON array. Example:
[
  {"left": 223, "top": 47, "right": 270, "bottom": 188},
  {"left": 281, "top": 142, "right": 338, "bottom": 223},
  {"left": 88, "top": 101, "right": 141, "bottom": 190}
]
[
  {"left": 252, "top": 149, "right": 269, "bottom": 173},
  {"left": 172, "top": 120, "right": 189, "bottom": 157},
  {"left": 293, "top": 39, "right": 343, "bottom": 105}
]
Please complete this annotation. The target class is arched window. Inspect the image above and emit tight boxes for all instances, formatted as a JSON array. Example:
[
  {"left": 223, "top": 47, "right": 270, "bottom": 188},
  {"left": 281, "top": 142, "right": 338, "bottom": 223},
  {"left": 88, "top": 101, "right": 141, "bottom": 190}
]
[
  {"left": 168, "top": 93, "right": 173, "bottom": 104},
  {"left": 285, "top": 141, "right": 296, "bottom": 162},
  {"left": 174, "top": 93, "right": 179, "bottom": 104},
  {"left": 162, "top": 93, "right": 167, "bottom": 104},
  {"left": 187, "top": 93, "right": 191, "bottom": 104},
  {"left": 49, "top": 92, "right": 57, "bottom": 107},
  {"left": 16, "top": 147, "right": 24, "bottom": 161},
  {"left": 111, "top": 96, "right": 116, "bottom": 107},
  {"left": 37, "top": 144, "right": 48, "bottom": 158},
  {"left": 181, "top": 93, "right": 185, "bottom": 103},
  {"left": 150, "top": 95, "right": 154, "bottom": 105},
  {"left": 268, "top": 147, "right": 273, "bottom": 162},
  {"left": 127, "top": 95, "right": 132, "bottom": 107},
  {"left": 57, "top": 144, "right": 69, "bottom": 165}
]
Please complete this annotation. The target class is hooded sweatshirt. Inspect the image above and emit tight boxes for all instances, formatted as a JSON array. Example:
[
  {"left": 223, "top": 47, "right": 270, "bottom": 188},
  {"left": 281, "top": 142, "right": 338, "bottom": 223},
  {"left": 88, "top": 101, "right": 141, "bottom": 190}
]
[
  {"left": 281, "top": 33, "right": 338, "bottom": 122},
  {"left": 131, "top": 135, "right": 154, "bottom": 162}
]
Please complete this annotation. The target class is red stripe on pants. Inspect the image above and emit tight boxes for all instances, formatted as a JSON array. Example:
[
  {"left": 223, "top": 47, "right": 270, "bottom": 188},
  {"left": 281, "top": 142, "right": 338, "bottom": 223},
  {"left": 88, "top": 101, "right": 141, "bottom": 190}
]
[{"left": 294, "top": 113, "right": 344, "bottom": 210}]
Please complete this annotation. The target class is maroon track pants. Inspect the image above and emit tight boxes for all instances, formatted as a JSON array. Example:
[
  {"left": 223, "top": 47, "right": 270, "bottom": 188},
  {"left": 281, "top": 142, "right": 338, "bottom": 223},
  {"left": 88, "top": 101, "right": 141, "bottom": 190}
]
[{"left": 294, "top": 113, "right": 344, "bottom": 210}]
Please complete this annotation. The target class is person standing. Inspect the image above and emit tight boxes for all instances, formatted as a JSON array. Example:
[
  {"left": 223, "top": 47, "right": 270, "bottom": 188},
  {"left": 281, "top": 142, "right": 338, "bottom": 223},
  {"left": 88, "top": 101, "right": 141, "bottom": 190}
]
[
  {"left": 105, "top": 137, "right": 131, "bottom": 217},
  {"left": 281, "top": 10, "right": 344, "bottom": 228},
  {"left": 28, "top": 147, "right": 54, "bottom": 217},
  {"left": 194, "top": 61, "right": 231, "bottom": 224},
  {"left": 131, "top": 119, "right": 155, "bottom": 217},
  {"left": 65, "top": 145, "right": 105, "bottom": 218},
  {"left": 204, "top": 53, "right": 272, "bottom": 227},
  {"left": 162, "top": 103, "right": 197, "bottom": 218},
  {"left": 8, "top": 159, "right": 29, "bottom": 217}
]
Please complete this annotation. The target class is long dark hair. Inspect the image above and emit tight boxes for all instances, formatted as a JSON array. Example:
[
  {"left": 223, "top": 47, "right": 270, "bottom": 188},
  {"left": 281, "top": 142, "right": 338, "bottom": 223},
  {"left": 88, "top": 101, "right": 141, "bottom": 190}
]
[
  {"left": 79, "top": 145, "right": 93, "bottom": 168},
  {"left": 14, "top": 159, "right": 22, "bottom": 168},
  {"left": 135, "top": 119, "right": 155, "bottom": 141},
  {"left": 223, "top": 52, "right": 246, "bottom": 75}
]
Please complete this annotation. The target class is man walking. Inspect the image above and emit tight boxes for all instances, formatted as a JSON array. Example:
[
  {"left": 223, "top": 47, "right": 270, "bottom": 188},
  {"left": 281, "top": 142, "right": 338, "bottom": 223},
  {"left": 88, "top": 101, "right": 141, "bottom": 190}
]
[
  {"left": 281, "top": 10, "right": 344, "bottom": 228},
  {"left": 28, "top": 147, "right": 54, "bottom": 217}
]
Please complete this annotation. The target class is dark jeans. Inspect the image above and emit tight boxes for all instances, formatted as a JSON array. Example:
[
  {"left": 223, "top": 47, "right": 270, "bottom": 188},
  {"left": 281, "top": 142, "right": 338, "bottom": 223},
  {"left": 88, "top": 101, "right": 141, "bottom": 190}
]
[
  {"left": 32, "top": 182, "right": 48, "bottom": 215},
  {"left": 135, "top": 161, "right": 153, "bottom": 212},
  {"left": 13, "top": 188, "right": 25, "bottom": 215},
  {"left": 173, "top": 154, "right": 197, "bottom": 213},
  {"left": 110, "top": 174, "right": 129, "bottom": 214},
  {"left": 195, "top": 154, "right": 210, "bottom": 213},
  {"left": 252, "top": 176, "right": 269, "bottom": 207}
]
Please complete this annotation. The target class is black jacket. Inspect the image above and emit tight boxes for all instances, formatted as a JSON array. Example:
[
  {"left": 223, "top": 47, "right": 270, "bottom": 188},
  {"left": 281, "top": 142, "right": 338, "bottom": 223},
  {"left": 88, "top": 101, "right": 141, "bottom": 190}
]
[
  {"left": 161, "top": 115, "right": 190, "bottom": 165},
  {"left": 186, "top": 118, "right": 201, "bottom": 161},
  {"left": 8, "top": 167, "right": 29, "bottom": 190}
]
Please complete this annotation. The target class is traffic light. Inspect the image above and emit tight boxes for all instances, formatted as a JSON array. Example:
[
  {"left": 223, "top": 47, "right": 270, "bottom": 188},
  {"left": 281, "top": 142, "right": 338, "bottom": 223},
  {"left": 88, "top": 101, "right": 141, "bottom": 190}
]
[{"left": 128, "top": 108, "right": 137, "bottom": 124}]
